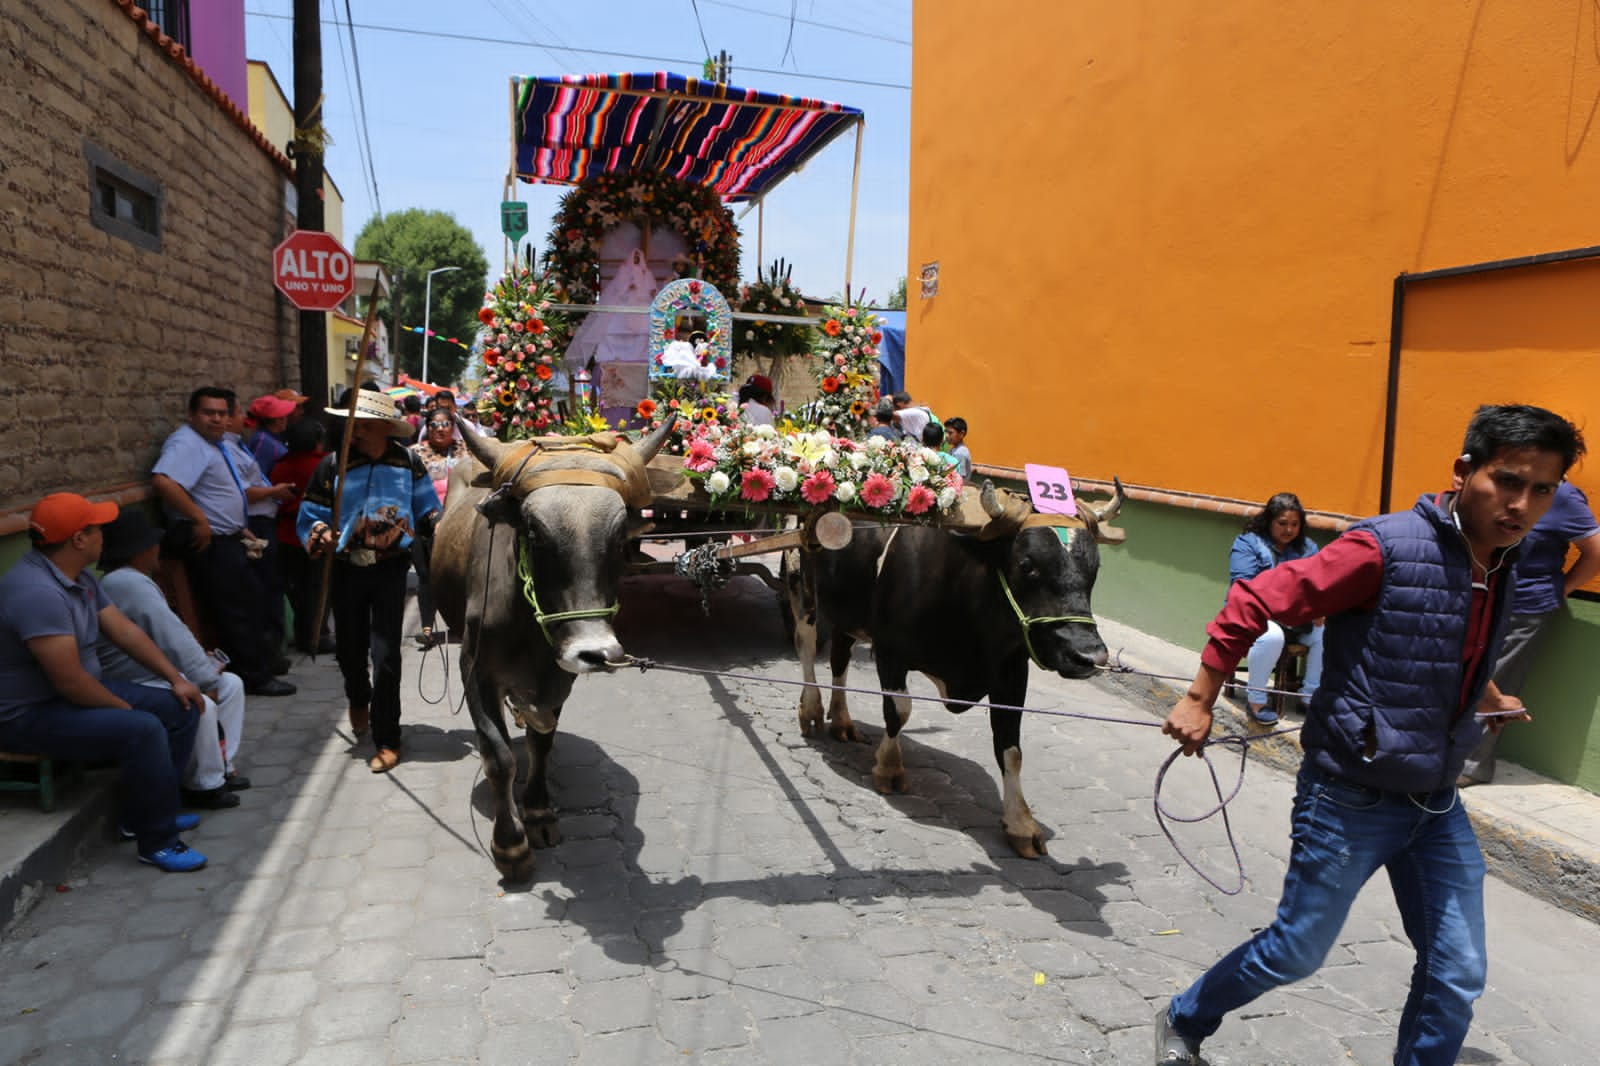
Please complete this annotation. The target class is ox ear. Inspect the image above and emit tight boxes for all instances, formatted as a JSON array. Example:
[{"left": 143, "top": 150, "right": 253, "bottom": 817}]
[
  {"left": 633, "top": 412, "right": 679, "bottom": 464},
  {"left": 453, "top": 414, "right": 514, "bottom": 472},
  {"left": 474, "top": 486, "right": 521, "bottom": 527}
]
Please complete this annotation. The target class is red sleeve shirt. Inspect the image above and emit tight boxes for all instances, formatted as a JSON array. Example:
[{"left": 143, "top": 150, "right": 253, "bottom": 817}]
[{"left": 1201, "top": 516, "right": 1502, "bottom": 714}]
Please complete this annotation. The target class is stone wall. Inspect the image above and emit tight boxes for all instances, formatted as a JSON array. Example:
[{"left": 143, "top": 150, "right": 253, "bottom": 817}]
[{"left": 0, "top": 0, "right": 296, "bottom": 519}]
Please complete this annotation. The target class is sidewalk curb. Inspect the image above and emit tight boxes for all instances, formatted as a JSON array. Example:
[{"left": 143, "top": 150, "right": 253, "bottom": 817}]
[
  {"left": 1093, "top": 647, "right": 1600, "bottom": 924},
  {"left": 0, "top": 772, "right": 117, "bottom": 935}
]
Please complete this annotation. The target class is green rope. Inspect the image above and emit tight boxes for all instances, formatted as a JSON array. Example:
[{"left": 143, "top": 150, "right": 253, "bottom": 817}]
[
  {"left": 517, "top": 535, "right": 619, "bottom": 645},
  {"left": 996, "top": 571, "right": 1096, "bottom": 669}
]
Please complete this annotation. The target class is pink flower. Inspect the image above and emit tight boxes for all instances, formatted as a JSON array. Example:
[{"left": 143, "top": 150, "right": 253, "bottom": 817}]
[
  {"left": 833, "top": 354, "right": 846, "bottom": 367},
  {"left": 801, "top": 470, "right": 836, "bottom": 505},
  {"left": 685, "top": 438, "right": 717, "bottom": 472},
  {"left": 741, "top": 469, "right": 776, "bottom": 503},
  {"left": 905, "top": 485, "right": 936, "bottom": 515},
  {"left": 861, "top": 473, "right": 896, "bottom": 509}
]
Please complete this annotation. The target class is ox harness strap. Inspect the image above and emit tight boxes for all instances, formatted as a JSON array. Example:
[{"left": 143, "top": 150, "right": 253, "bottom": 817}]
[
  {"left": 516, "top": 535, "right": 619, "bottom": 644},
  {"left": 996, "top": 571, "right": 1096, "bottom": 669}
]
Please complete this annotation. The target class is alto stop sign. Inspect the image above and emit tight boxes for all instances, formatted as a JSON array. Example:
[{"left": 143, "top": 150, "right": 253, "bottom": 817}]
[{"left": 273, "top": 230, "right": 355, "bottom": 311}]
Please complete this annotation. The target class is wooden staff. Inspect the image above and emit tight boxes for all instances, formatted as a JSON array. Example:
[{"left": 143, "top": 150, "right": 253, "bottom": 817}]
[{"left": 309, "top": 277, "right": 386, "bottom": 657}]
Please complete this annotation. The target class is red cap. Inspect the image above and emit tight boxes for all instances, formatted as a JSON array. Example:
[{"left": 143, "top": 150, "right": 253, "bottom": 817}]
[
  {"left": 29, "top": 493, "right": 120, "bottom": 544},
  {"left": 749, "top": 374, "right": 774, "bottom": 394},
  {"left": 248, "top": 394, "right": 297, "bottom": 420}
]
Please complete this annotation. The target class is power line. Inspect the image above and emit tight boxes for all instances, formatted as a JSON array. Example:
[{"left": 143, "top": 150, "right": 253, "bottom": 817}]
[
  {"left": 699, "top": 0, "right": 909, "bottom": 47},
  {"left": 339, "top": 0, "right": 382, "bottom": 216},
  {"left": 689, "top": 0, "right": 714, "bottom": 60},
  {"left": 243, "top": 10, "right": 911, "bottom": 91},
  {"left": 484, "top": 0, "right": 577, "bottom": 70}
]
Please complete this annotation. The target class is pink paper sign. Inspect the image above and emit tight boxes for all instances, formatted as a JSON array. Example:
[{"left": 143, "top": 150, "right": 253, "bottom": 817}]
[{"left": 1024, "top": 464, "right": 1078, "bottom": 516}]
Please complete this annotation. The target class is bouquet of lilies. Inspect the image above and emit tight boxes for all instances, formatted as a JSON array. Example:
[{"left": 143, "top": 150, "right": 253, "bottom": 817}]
[{"left": 679, "top": 421, "right": 965, "bottom": 517}]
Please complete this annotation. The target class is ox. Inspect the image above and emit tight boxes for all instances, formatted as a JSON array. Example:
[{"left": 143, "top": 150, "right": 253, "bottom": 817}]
[
  {"left": 785, "top": 480, "right": 1124, "bottom": 857},
  {"left": 429, "top": 417, "right": 676, "bottom": 881}
]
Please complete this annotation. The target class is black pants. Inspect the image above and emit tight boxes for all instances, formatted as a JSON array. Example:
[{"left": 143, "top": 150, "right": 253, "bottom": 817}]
[
  {"left": 277, "top": 542, "right": 324, "bottom": 650},
  {"left": 248, "top": 515, "right": 285, "bottom": 653},
  {"left": 187, "top": 533, "right": 272, "bottom": 687},
  {"left": 330, "top": 555, "right": 409, "bottom": 750},
  {"left": 412, "top": 533, "right": 436, "bottom": 632}
]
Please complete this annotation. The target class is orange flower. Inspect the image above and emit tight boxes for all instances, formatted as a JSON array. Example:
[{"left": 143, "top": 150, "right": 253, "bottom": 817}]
[
  {"left": 635, "top": 398, "right": 657, "bottom": 419},
  {"left": 534, "top": 364, "right": 553, "bottom": 381},
  {"left": 823, "top": 319, "right": 842, "bottom": 337},
  {"left": 821, "top": 377, "right": 840, "bottom": 394},
  {"left": 528, "top": 319, "right": 546, "bottom": 335},
  {"left": 478, "top": 306, "right": 496, "bottom": 325}
]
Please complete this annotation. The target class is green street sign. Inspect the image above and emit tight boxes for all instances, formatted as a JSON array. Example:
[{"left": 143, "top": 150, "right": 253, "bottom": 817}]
[{"left": 500, "top": 201, "right": 529, "bottom": 244}]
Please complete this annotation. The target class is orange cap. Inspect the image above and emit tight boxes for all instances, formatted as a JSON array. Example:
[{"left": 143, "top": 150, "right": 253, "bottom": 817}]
[{"left": 29, "top": 493, "right": 120, "bottom": 544}]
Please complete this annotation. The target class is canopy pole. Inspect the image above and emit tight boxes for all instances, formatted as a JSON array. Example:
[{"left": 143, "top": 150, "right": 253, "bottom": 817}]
[
  {"left": 843, "top": 118, "right": 863, "bottom": 306},
  {"left": 757, "top": 200, "right": 764, "bottom": 269},
  {"left": 506, "top": 77, "right": 519, "bottom": 273}
]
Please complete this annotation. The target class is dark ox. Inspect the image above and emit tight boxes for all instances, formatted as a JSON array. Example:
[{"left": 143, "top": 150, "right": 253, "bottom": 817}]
[
  {"left": 429, "top": 417, "right": 676, "bottom": 881},
  {"left": 785, "top": 480, "right": 1124, "bottom": 857}
]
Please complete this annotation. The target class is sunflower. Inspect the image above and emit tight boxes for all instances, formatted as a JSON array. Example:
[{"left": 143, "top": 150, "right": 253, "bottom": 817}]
[
  {"left": 498, "top": 388, "right": 515, "bottom": 406},
  {"left": 850, "top": 400, "right": 867, "bottom": 417},
  {"left": 699, "top": 406, "right": 720, "bottom": 423}
]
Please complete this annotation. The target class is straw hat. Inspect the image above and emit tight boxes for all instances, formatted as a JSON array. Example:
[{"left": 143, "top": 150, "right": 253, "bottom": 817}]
[{"left": 325, "top": 390, "right": 415, "bottom": 438}]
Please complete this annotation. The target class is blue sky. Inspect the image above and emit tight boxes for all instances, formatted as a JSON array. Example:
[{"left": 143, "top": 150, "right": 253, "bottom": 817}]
[{"left": 244, "top": 0, "right": 912, "bottom": 304}]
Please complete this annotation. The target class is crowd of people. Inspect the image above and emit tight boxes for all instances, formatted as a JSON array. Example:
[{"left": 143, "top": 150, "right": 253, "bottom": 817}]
[
  {"left": 0, "top": 384, "right": 470, "bottom": 871},
  {"left": 742, "top": 376, "right": 973, "bottom": 478}
]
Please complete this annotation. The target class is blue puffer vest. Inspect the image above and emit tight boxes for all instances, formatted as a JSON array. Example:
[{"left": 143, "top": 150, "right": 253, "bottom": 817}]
[{"left": 1301, "top": 494, "right": 1514, "bottom": 794}]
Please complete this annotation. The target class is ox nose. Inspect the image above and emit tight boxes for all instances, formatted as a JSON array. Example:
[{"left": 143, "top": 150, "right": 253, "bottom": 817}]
[{"left": 577, "top": 647, "right": 621, "bottom": 668}]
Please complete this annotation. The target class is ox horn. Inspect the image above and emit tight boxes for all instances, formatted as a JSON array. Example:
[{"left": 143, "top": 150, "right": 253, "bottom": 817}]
[
  {"left": 633, "top": 412, "right": 679, "bottom": 465},
  {"left": 980, "top": 479, "right": 1005, "bottom": 519},
  {"left": 452, "top": 413, "right": 515, "bottom": 472},
  {"left": 1090, "top": 476, "right": 1126, "bottom": 524}
]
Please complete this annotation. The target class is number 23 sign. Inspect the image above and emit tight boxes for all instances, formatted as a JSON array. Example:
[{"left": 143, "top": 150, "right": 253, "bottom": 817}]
[{"left": 1024, "top": 464, "right": 1077, "bottom": 516}]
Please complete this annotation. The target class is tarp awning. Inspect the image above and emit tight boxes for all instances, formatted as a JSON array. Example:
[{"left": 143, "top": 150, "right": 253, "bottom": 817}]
[{"left": 512, "top": 72, "right": 863, "bottom": 203}]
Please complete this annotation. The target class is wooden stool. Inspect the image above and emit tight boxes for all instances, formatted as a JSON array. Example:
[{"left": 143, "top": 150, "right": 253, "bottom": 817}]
[
  {"left": 1269, "top": 642, "right": 1310, "bottom": 715},
  {"left": 0, "top": 752, "right": 78, "bottom": 812}
]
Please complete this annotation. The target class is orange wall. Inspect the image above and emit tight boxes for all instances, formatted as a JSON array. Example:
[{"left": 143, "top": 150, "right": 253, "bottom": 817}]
[{"left": 908, "top": 1, "right": 1600, "bottom": 517}]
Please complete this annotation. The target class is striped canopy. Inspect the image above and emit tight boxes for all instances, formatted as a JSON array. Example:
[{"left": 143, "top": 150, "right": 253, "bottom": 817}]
[{"left": 513, "top": 72, "right": 863, "bottom": 203}]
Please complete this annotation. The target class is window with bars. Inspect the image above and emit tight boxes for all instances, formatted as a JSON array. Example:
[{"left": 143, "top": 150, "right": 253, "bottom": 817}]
[
  {"left": 145, "top": 0, "right": 191, "bottom": 49},
  {"left": 84, "top": 141, "right": 163, "bottom": 251}
]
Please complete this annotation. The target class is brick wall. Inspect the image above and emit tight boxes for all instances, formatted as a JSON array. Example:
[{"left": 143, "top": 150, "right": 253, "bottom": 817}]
[{"left": 0, "top": 0, "right": 297, "bottom": 518}]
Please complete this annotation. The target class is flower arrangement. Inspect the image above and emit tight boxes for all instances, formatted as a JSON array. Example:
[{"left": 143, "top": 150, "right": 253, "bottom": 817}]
[
  {"left": 542, "top": 171, "right": 741, "bottom": 305},
  {"left": 629, "top": 378, "right": 740, "bottom": 453},
  {"left": 679, "top": 421, "right": 964, "bottom": 517},
  {"left": 800, "top": 304, "right": 884, "bottom": 438},
  {"left": 475, "top": 268, "right": 572, "bottom": 440},
  {"left": 735, "top": 258, "right": 812, "bottom": 360}
]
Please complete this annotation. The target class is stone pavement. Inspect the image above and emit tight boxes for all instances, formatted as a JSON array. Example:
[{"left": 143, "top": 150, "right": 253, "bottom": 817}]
[{"left": 0, "top": 574, "right": 1597, "bottom": 1064}]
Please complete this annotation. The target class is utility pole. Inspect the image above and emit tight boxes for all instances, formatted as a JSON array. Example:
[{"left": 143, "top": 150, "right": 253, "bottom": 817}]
[
  {"left": 292, "top": 0, "right": 328, "bottom": 404},
  {"left": 717, "top": 50, "right": 731, "bottom": 82}
]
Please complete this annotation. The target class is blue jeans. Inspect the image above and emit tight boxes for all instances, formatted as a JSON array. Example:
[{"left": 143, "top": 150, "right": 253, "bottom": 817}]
[
  {"left": 0, "top": 680, "right": 198, "bottom": 854},
  {"left": 1246, "top": 620, "right": 1324, "bottom": 706},
  {"left": 1170, "top": 762, "right": 1486, "bottom": 1066}
]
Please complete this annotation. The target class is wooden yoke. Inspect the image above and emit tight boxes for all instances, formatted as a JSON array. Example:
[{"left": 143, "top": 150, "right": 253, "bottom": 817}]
[{"left": 491, "top": 432, "right": 656, "bottom": 509}]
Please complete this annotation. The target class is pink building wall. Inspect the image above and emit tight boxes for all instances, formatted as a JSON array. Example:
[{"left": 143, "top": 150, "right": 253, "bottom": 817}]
[{"left": 187, "top": 2, "right": 248, "bottom": 109}]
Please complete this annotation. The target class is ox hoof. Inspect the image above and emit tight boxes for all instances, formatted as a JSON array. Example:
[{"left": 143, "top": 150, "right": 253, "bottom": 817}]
[
  {"left": 873, "top": 769, "right": 908, "bottom": 794},
  {"left": 523, "top": 809, "right": 563, "bottom": 849},
  {"left": 492, "top": 841, "right": 536, "bottom": 883},
  {"left": 798, "top": 714, "right": 823, "bottom": 738},
  {"left": 829, "top": 721, "right": 864, "bottom": 744},
  {"left": 1006, "top": 830, "right": 1048, "bottom": 859}
]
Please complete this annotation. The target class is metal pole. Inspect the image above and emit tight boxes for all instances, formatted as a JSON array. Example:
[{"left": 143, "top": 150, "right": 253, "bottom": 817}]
[
  {"left": 843, "top": 118, "right": 864, "bottom": 305},
  {"left": 422, "top": 265, "right": 460, "bottom": 384}
]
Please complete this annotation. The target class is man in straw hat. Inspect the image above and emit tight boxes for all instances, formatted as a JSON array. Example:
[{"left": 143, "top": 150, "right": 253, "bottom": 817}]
[
  {"left": 299, "top": 389, "right": 441, "bottom": 773},
  {"left": 0, "top": 493, "right": 209, "bottom": 871}
]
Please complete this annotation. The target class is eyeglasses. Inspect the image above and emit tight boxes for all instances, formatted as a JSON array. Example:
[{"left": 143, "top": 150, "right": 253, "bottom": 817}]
[{"left": 427, "top": 421, "right": 452, "bottom": 430}]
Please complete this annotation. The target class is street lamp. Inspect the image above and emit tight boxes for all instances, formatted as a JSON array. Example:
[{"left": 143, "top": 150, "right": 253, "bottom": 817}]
[{"left": 422, "top": 265, "right": 461, "bottom": 384}]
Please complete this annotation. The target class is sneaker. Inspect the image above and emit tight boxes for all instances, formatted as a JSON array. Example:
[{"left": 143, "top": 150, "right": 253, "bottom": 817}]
[
  {"left": 119, "top": 812, "right": 201, "bottom": 840},
  {"left": 181, "top": 786, "right": 241, "bottom": 809},
  {"left": 138, "top": 841, "right": 207, "bottom": 872},
  {"left": 1250, "top": 704, "right": 1279, "bottom": 725},
  {"left": 247, "top": 677, "right": 297, "bottom": 697},
  {"left": 1154, "top": 1002, "right": 1201, "bottom": 1064}
]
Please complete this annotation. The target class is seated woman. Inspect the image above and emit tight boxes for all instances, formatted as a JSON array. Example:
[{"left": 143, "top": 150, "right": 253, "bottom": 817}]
[{"left": 1229, "top": 492, "right": 1324, "bottom": 724}]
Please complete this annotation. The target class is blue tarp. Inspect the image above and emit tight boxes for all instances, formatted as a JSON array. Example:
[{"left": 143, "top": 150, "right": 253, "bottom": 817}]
[{"left": 874, "top": 310, "right": 906, "bottom": 396}]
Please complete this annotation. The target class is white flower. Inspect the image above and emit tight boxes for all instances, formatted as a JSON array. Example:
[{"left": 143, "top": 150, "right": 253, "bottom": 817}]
[
  {"left": 836, "top": 481, "right": 857, "bottom": 504},
  {"left": 755, "top": 424, "right": 779, "bottom": 440},
  {"left": 742, "top": 441, "right": 762, "bottom": 457},
  {"left": 920, "top": 447, "right": 940, "bottom": 467},
  {"left": 707, "top": 471, "right": 730, "bottom": 494},
  {"left": 937, "top": 487, "right": 957, "bottom": 510},
  {"left": 773, "top": 466, "right": 799, "bottom": 493},
  {"left": 848, "top": 450, "right": 871, "bottom": 471},
  {"left": 821, "top": 449, "right": 838, "bottom": 469},
  {"left": 746, "top": 329, "right": 755, "bottom": 341},
  {"left": 909, "top": 464, "right": 930, "bottom": 484},
  {"left": 864, "top": 434, "right": 889, "bottom": 454}
]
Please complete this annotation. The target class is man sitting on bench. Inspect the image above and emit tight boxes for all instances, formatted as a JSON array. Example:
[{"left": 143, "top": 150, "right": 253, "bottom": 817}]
[{"left": 0, "top": 493, "right": 208, "bottom": 872}]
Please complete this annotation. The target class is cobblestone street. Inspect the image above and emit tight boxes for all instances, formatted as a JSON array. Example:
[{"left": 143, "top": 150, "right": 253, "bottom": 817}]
[{"left": 2, "top": 574, "right": 1598, "bottom": 1065}]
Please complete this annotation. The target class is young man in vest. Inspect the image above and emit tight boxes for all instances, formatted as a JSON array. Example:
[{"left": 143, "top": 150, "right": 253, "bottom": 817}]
[{"left": 1156, "top": 403, "right": 1584, "bottom": 1066}]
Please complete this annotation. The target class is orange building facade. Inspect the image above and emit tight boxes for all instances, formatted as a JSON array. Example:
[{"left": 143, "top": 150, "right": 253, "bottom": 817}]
[{"left": 906, "top": 3, "right": 1600, "bottom": 789}]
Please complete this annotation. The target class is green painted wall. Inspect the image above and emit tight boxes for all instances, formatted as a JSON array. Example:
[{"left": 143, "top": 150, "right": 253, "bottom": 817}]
[{"left": 1088, "top": 500, "right": 1600, "bottom": 794}]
